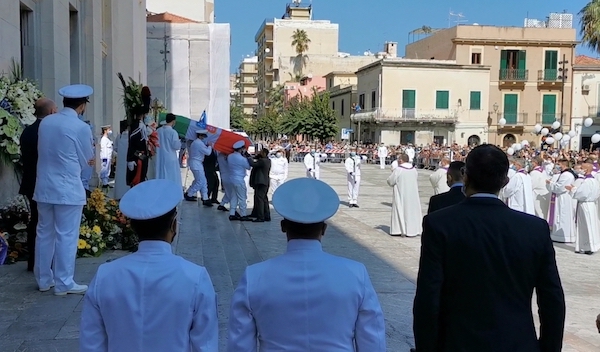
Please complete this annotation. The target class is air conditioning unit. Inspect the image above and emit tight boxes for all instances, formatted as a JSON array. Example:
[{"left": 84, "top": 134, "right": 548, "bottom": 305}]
[{"left": 583, "top": 84, "right": 590, "bottom": 91}]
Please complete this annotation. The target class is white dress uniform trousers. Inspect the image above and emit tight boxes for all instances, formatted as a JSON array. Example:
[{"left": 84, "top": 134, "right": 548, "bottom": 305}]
[
  {"left": 33, "top": 108, "right": 94, "bottom": 292},
  {"left": 227, "top": 240, "right": 386, "bottom": 351},
  {"left": 228, "top": 152, "right": 251, "bottom": 216},
  {"left": 100, "top": 135, "right": 113, "bottom": 186},
  {"left": 217, "top": 152, "right": 234, "bottom": 205},
  {"left": 377, "top": 146, "right": 388, "bottom": 169},
  {"left": 80, "top": 241, "right": 218, "bottom": 352},
  {"left": 345, "top": 156, "right": 361, "bottom": 205},
  {"left": 186, "top": 138, "right": 212, "bottom": 200},
  {"left": 269, "top": 155, "right": 289, "bottom": 194}
]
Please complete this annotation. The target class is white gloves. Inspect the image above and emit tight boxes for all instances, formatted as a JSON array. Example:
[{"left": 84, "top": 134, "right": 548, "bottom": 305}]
[{"left": 127, "top": 162, "right": 136, "bottom": 171}]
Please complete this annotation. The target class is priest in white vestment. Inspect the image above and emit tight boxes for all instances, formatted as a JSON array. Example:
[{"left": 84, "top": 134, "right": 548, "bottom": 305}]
[
  {"left": 386, "top": 154, "right": 422, "bottom": 237},
  {"left": 501, "top": 158, "right": 534, "bottom": 215},
  {"left": 529, "top": 157, "right": 551, "bottom": 220},
  {"left": 155, "top": 114, "right": 182, "bottom": 190},
  {"left": 429, "top": 158, "right": 450, "bottom": 195},
  {"left": 567, "top": 162, "right": 600, "bottom": 254},
  {"left": 546, "top": 159, "right": 576, "bottom": 243},
  {"left": 114, "top": 121, "right": 129, "bottom": 200}
]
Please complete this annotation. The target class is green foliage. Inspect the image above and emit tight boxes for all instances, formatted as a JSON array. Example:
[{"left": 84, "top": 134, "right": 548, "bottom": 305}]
[
  {"left": 266, "top": 84, "right": 285, "bottom": 115},
  {"left": 580, "top": 1, "right": 600, "bottom": 52},
  {"left": 280, "top": 88, "right": 338, "bottom": 141},
  {"left": 230, "top": 104, "right": 245, "bottom": 130}
]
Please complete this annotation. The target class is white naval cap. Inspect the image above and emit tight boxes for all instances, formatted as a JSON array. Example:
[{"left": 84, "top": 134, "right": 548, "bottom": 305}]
[
  {"left": 119, "top": 179, "right": 183, "bottom": 220},
  {"left": 195, "top": 129, "right": 208, "bottom": 134},
  {"left": 58, "top": 84, "right": 93, "bottom": 99},
  {"left": 233, "top": 140, "right": 245, "bottom": 149},
  {"left": 272, "top": 178, "right": 339, "bottom": 224}
]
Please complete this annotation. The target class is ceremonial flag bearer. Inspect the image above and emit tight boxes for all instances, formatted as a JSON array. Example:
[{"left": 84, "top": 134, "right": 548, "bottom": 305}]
[
  {"left": 227, "top": 178, "right": 386, "bottom": 351},
  {"left": 80, "top": 179, "right": 218, "bottom": 351}
]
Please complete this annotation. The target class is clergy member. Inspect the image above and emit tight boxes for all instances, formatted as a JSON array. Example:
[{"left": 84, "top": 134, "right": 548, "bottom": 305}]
[
  {"left": 546, "top": 159, "right": 576, "bottom": 243},
  {"left": 429, "top": 158, "right": 450, "bottom": 195},
  {"left": 227, "top": 178, "right": 386, "bottom": 351},
  {"left": 79, "top": 179, "right": 218, "bottom": 351},
  {"left": 501, "top": 158, "right": 535, "bottom": 215},
  {"left": 156, "top": 113, "right": 182, "bottom": 190},
  {"left": 530, "top": 157, "right": 551, "bottom": 220},
  {"left": 99, "top": 125, "right": 114, "bottom": 189},
  {"left": 567, "top": 161, "right": 600, "bottom": 255},
  {"left": 386, "top": 154, "right": 422, "bottom": 237},
  {"left": 34, "top": 84, "right": 95, "bottom": 295},
  {"left": 344, "top": 148, "right": 361, "bottom": 208},
  {"left": 304, "top": 149, "right": 321, "bottom": 179}
]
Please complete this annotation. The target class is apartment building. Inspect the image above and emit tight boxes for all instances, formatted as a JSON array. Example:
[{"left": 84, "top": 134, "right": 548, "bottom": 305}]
[
  {"left": 572, "top": 55, "right": 600, "bottom": 150},
  {"left": 350, "top": 59, "right": 491, "bottom": 146},
  {"left": 405, "top": 20, "right": 577, "bottom": 147},
  {"left": 325, "top": 72, "right": 358, "bottom": 135},
  {"left": 238, "top": 56, "right": 258, "bottom": 116}
]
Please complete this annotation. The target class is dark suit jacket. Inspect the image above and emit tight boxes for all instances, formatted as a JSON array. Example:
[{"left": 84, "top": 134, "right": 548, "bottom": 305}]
[
  {"left": 414, "top": 196, "right": 565, "bottom": 352},
  {"left": 18, "top": 119, "right": 41, "bottom": 198},
  {"left": 427, "top": 186, "right": 466, "bottom": 214},
  {"left": 203, "top": 150, "right": 218, "bottom": 172},
  {"left": 249, "top": 157, "right": 271, "bottom": 188}
]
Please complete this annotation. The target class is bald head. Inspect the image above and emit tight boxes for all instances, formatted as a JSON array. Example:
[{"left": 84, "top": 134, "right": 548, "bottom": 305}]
[{"left": 34, "top": 98, "right": 57, "bottom": 119}]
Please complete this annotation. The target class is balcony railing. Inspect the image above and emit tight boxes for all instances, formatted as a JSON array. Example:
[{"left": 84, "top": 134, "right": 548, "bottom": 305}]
[
  {"left": 536, "top": 113, "right": 566, "bottom": 125},
  {"left": 497, "top": 112, "right": 526, "bottom": 125},
  {"left": 537, "top": 69, "right": 559, "bottom": 82},
  {"left": 350, "top": 108, "right": 458, "bottom": 123},
  {"left": 499, "top": 69, "right": 528, "bottom": 81},
  {"left": 588, "top": 106, "right": 600, "bottom": 117}
]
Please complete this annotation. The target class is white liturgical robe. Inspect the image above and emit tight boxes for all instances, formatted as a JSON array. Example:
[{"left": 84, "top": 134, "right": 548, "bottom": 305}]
[
  {"left": 386, "top": 163, "right": 423, "bottom": 236},
  {"left": 530, "top": 167, "right": 551, "bottom": 220},
  {"left": 429, "top": 167, "right": 449, "bottom": 195},
  {"left": 156, "top": 125, "right": 182, "bottom": 190},
  {"left": 572, "top": 176, "right": 600, "bottom": 253},
  {"left": 547, "top": 171, "right": 576, "bottom": 243},
  {"left": 501, "top": 170, "right": 535, "bottom": 215},
  {"left": 80, "top": 241, "right": 218, "bottom": 352},
  {"left": 304, "top": 153, "right": 321, "bottom": 179},
  {"left": 227, "top": 240, "right": 386, "bottom": 352}
]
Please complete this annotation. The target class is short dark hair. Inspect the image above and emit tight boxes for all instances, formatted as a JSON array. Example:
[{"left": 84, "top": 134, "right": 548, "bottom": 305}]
[
  {"left": 166, "top": 113, "right": 176, "bottom": 123},
  {"left": 282, "top": 219, "right": 325, "bottom": 240},
  {"left": 447, "top": 161, "right": 465, "bottom": 181},
  {"left": 400, "top": 154, "right": 409, "bottom": 162},
  {"left": 465, "top": 144, "right": 509, "bottom": 194},
  {"left": 130, "top": 208, "right": 177, "bottom": 241},
  {"left": 63, "top": 97, "right": 88, "bottom": 110},
  {"left": 120, "top": 120, "right": 128, "bottom": 133}
]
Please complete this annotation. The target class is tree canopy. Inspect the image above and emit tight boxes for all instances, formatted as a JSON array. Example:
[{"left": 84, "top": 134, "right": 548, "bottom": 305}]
[{"left": 580, "top": 1, "right": 600, "bottom": 52}]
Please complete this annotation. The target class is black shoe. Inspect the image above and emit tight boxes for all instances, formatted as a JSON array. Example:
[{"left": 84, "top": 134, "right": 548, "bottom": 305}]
[
  {"left": 184, "top": 195, "right": 197, "bottom": 201},
  {"left": 102, "top": 184, "right": 114, "bottom": 189},
  {"left": 217, "top": 205, "right": 229, "bottom": 212},
  {"left": 211, "top": 200, "right": 220, "bottom": 204},
  {"left": 202, "top": 200, "right": 213, "bottom": 207},
  {"left": 585, "top": 251, "right": 594, "bottom": 255},
  {"left": 265, "top": 217, "right": 271, "bottom": 222},
  {"left": 353, "top": 204, "right": 360, "bottom": 208},
  {"left": 229, "top": 215, "right": 241, "bottom": 221},
  {"left": 252, "top": 218, "right": 264, "bottom": 223},
  {"left": 240, "top": 216, "right": 252, "bottom": 221},
  {"left": 235, "top": 212, "right": 241, "bottom": 218}
]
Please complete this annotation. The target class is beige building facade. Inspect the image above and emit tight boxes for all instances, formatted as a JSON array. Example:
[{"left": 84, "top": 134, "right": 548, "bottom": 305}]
[
  {"left": 238, "top": 56, "right": 258, "bottom": 116},
  {"left": 325, "top": 72, "right": 358, "bottom": 135},
  {"left": 406, "top": 24, "right": 577, "bottom": 147},
  {"left": 572, "top": 56, "right": 600, "bottom": 150},
  {"left": 350, "top": 59, "right": 491, "bottom": 146}
]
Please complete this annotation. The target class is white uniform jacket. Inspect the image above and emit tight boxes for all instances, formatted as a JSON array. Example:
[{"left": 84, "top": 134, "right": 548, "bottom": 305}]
[
  {"left": 344, "top": 156, "right": 361, "bottom": 176},
  {"left": 34, "top": 107, "right": 94, "bottom": 205},
  {"left": 227, "top": 239, "right": 386, "bottom": 352},
  {"left": 100, "top": 135, "right": 113, "bottom": 160},
  {"left": 188, "top": 138, "right": 212, "bottom": 171},
  {"left": 80, "top": 241, "right": 218, "bottom": 352}
]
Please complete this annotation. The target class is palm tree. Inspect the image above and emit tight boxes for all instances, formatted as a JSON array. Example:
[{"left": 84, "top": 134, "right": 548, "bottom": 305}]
[
  {"left": 266, "top": 84, "right": 285, "bottom": 114},
  {"left": 291, "top": 29, "right": 311, "bottom": 76},
  {"left": 580, "top": 0, "right": 600, "bottom": 52}
]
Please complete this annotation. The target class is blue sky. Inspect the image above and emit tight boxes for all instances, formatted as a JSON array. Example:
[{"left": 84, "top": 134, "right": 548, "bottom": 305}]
[{"left": 216, "top": 0, "right": 596, "bottom": 73}]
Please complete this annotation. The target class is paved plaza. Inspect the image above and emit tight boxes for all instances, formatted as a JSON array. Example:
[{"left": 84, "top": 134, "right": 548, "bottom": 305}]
[{"left": 1, "top": 161, "right": 600, "bottom": 351}]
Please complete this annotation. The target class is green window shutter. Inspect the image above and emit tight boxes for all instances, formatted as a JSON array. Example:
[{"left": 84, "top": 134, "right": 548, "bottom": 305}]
[
  {"left": 545, "top": 51, "right": 558, "bottom": 69},
  {"left": 517, "top": 50, "right": 526, "bottom": 70},
  {"left": 436, "top": 90, "right": 449, "bottom": 109},
  {"left": 470, "top": 91, "right": 481, "bottom": 110},
  {"left": 542, "top": 94, "right": 557, "bottom": 124},
  {"left": 500, "top": 50, "right": 508, "bottom": 69},
  {"left": 503, "top": 94, "right": 518, "bottom": 124},
  {"left": 402, "top": 90, "right": 416, "bottom": 109}
]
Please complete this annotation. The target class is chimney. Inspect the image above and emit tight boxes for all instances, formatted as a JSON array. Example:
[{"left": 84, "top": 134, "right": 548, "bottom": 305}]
[{"left": 384, "top": 42, "right": 397, "bottom": 58}]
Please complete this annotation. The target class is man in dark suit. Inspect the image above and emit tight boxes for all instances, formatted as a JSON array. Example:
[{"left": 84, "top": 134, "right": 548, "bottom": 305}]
[
  {"left": 413, "top": 144, "right": 565, "bottom": 352},
  {"left": 18, "top": 98, "right": 57, "bottom": 272},
  {"left": 427, "top": 161, "right": 466, "bottom": 214},
  {"left": 249, "top": 148, "right": 271, "bottom": 222},
  {"left": 203, "top": 150, "right": 220, "bottom": 204}
]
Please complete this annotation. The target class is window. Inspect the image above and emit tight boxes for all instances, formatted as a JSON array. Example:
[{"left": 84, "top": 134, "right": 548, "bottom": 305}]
[
  {"left": 469, "top": 91, "right": 481, "bottom": 110},
  {"left": 541, "top": 94, "right": 557, "bottom": 124},
  {"left": 69, "top": 9, "right": 80, "bottom": 83},
  {"left": 500, "top": 50, "right": 527, "bottom": 80},
  {"left": 20, "top": 5, "right": 33, "bottom": 78},
  {"left": 544, "top": 50, "right": 558, "bottom": 80},
  {"left": 359, "top": 94, "right": 365, "bottom": 109},
  {"left": 402, "top": 90, "right": 416, "bottom": 118},
  {"left": 471, "top": 52, "right": 481, "bottom": 64},
  {"left": 436, "top": 90, "right": 449, "bottom": 109},
  {"left": 332, "top": 101, "right": 335, "bottom": 111},
  {"left": 503, "top": 94, "right": 518, "bottom": 124},
  {"left": 371, "top": 91, "right": 377, "bottom": 109},
  {"left": 341, "top": 99, "right": 345, "bottom": 116}
]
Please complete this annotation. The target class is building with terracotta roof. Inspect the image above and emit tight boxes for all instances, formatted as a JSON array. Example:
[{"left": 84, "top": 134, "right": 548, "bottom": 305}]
[
  {"left": 572, "top": 55, "right": 600, "bottom": 149},
  {"left": 147, "top": 0, "right": 213, "bottom": 23}
]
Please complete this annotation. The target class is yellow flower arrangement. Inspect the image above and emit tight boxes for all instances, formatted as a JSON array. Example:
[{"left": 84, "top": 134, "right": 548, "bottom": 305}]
[{"left": 78, "top": 239, "right": 87, "bottom": 250}]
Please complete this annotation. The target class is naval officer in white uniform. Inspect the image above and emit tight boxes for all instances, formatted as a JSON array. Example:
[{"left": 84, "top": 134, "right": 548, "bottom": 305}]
[
  {"left": 34, "top": 84, "right": 95, "bottom": 295},
  {"left": 227, "top": 178, "right": 386, "bottom": 351},
  {"left": 79, "top": 179, "right": 218, "bottom": 352}
]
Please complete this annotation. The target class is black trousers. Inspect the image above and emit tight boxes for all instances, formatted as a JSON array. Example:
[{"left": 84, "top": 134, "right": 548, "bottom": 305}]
[
  {"left": 25, "top": 195, "right": 38, "bottom": 271},
  {"left": 206, "top": 170, "right": 219, "bottom": 201},
  {"left": 253, "top": 185, "right": 270, "bottom": 220}
]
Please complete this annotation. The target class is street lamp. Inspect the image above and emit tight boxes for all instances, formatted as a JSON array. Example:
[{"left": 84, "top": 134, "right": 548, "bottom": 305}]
[{"left": 558, "top": 55, "right": 569, "bottom": 126}]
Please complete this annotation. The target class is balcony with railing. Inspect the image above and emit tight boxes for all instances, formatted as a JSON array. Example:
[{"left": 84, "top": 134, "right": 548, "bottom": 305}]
[
  {"left": 499, "top": 69, "right": 528, "bottom": 89},
  {"left": 350, "top": 108, "right": 458, "bottom": 123},
  {"left": 496, "top": 112, "right": 526, "bottom": 125},
  {"left": 537, "top": 69, "right": 563, "bottom": 89},
  {"left": 588, "top": 106, "right": 600, "bottom": 118},
  {"left": 536, "top": 113, "right": 566, "bottom": 125}
]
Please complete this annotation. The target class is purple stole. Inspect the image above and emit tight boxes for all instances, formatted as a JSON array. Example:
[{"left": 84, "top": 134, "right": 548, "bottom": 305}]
[
  {"left": 441, "top": 167, "right": 448, "bottom": 171},
  {"left": 517, "top": 169, "right": 527, "bottom": 174},
  {"left": 593, "top": 163, "right": 599, "bottom": 173},
  {"left": 399, "top": 165, "right": 414, "bottom": 170},
  {"left": 548, "top": 193, "right": 557, "bottom": 228},
  {"left": 533, "top": 167, "right": 544, "bottom": 173}
]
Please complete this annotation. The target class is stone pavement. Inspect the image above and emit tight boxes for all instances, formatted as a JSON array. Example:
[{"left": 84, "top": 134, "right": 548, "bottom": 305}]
[{"left": 1, "top": 161, "right": 599, "bottom": 351}]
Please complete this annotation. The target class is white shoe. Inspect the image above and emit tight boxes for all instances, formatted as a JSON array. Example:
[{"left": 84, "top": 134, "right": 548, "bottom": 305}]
[
  {"left": 39, "top": 284, "right": 55, "bottom": 292},
  {"left": 54, "top": 283, "right": 88, "bottom": 296}
]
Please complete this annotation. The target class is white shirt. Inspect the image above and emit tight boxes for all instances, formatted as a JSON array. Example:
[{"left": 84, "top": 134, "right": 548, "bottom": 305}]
[
  {"left": 188, "top": 138, "right": 212, "bottom": 170},
  {"left": 405, "top": 147, "right": 415, "bottom": 162},
  {"left": 100, "top": 135, "right": 113, "bottom": 160},
  {"left": 345, "top": 155, "right": 361, "bottom": 176},
  {"left": 269, "top": 155, "right": 289, "bottom": 179},
  {"left": 303, "top": 153, "right": 320, "bottom": 171},
  {"left": 227, "top": 240, "right": 386, "bottom": 352},
  {"left": 228, "top": 151, "right": 251, "bottom": 183},
  {"left": 377, "top": 146, "right": 388, "bottom": 158},
  {"left": 80, "top": 241, "right": 218, "bottom": 352},
  {"left": 34, "top": 107, "right": 94, "bottom": 205}
]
